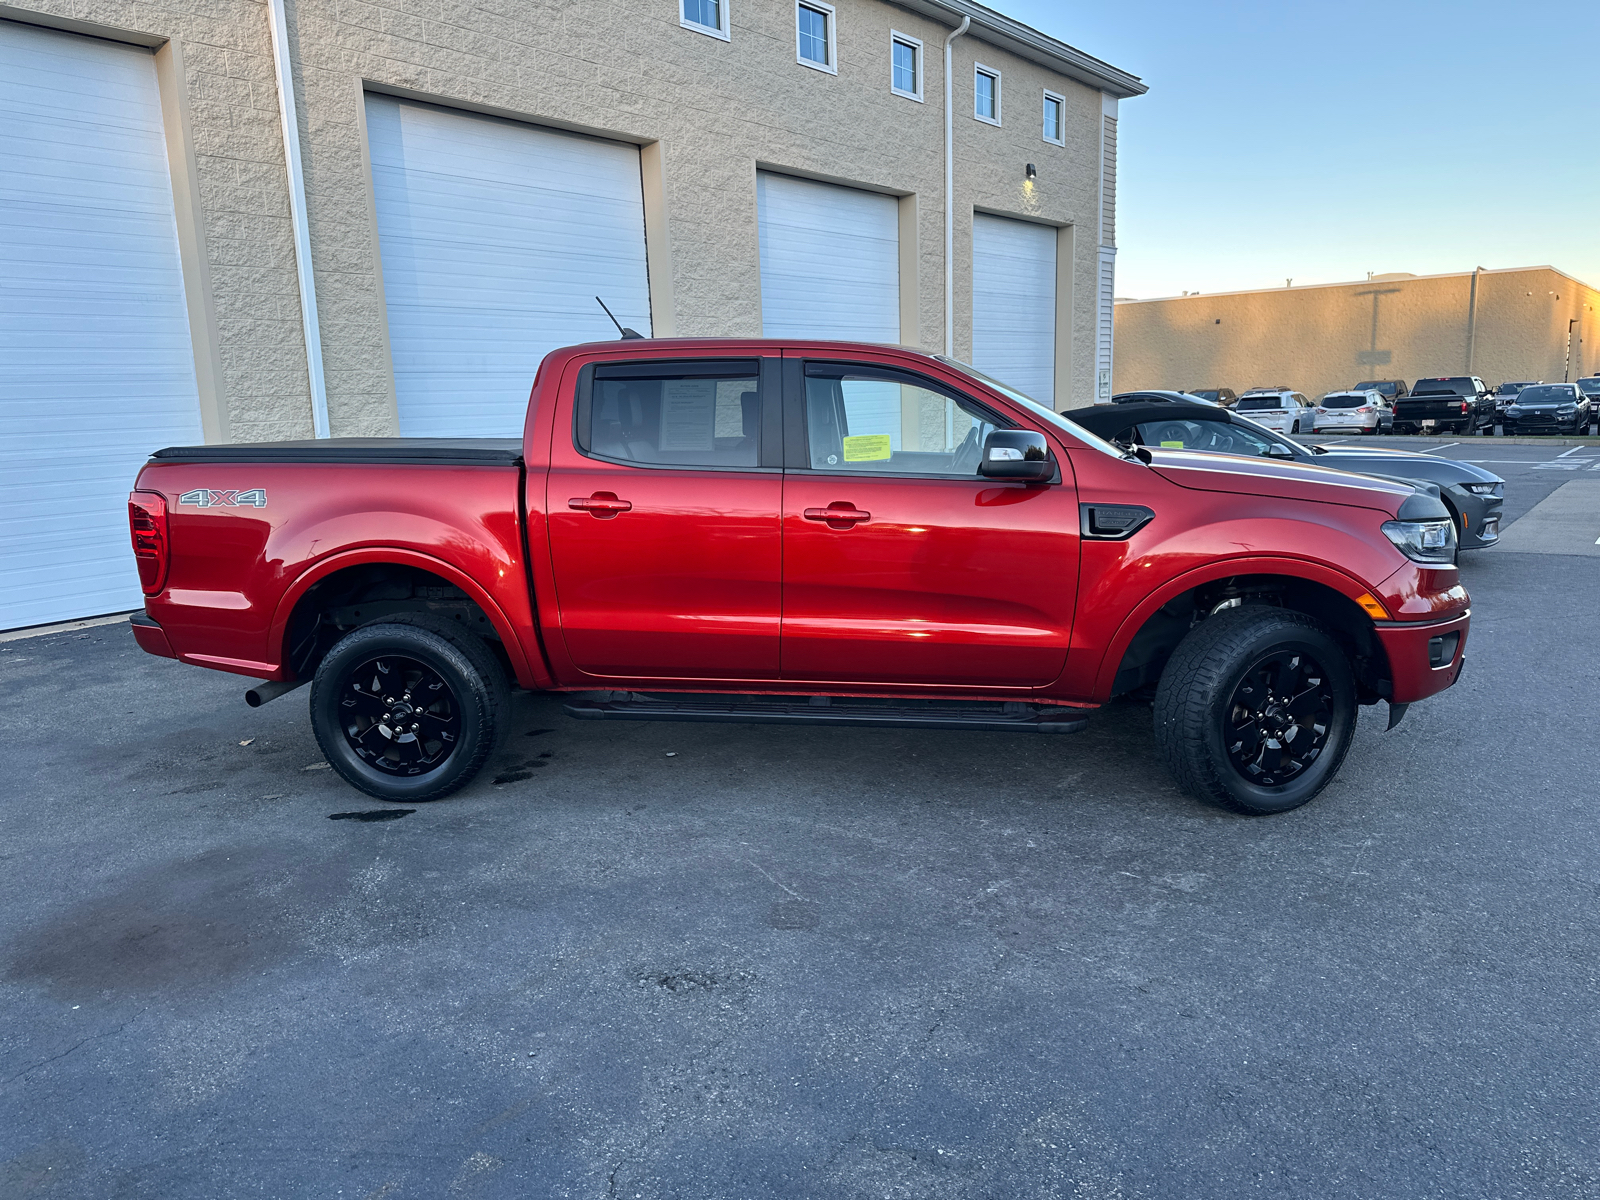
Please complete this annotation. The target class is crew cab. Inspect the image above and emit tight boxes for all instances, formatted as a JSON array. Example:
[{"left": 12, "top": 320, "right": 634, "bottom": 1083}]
[
  {"left": 128, "top": 339, "right": 1470, "bottom": 816},
  {"left": 1395, "top": 377, "right": 1494, "bottom": 434}
]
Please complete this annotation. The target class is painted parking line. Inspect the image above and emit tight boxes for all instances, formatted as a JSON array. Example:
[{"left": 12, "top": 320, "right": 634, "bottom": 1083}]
[
  {"left": 1491, "top": 480, "right": 1600, "bottom": 556},
  {"left": 1420, "top": 442, "right": 1462, "bottom": 455}
]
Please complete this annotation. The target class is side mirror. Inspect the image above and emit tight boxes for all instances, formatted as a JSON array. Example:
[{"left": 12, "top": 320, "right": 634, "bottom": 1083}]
[
  {"left": 979, "top": 429, "right": 1053, "bottom": 481},
  {"left": 1267, "top": 443, "right": 1296, "bottom": 458}
]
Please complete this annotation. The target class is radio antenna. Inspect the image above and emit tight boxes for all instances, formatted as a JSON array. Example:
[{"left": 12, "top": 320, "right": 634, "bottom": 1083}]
[{"left": 595, "top": 296, "right": 643, "bottom": 339}]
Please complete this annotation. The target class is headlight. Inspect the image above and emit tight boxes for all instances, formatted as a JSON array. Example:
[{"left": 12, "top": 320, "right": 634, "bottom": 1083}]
[
  {"left": 1558, "top": 404, "right": 1577, "bottom": 414},
  {"left": 1505, "top": 406, "right": 1521, "bottom": 414},
  {"left": 1464, "top": 482, "right": 1500, "bottom": 496},
  {"left": 1381, "top": 519, "right": 1456, "bottom": 564}
]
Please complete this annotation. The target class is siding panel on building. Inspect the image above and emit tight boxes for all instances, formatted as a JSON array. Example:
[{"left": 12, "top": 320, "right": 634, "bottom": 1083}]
[
  {"left": 0, "top": 20, "right": 203, "bottom": 630},
  {"left": 972, "top": 213, "right": 1057, "bottom": 404},
  {"left": 365, "top": 95, "right": 652, "bottom": 437}
]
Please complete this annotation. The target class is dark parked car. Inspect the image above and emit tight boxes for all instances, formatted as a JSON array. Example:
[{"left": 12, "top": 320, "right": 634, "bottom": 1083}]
[
  {"left": 1187, "top": 387, "right": 1238, "bottom": 406},
  {"left": 1062, "top": 400, "right": 1506, "bottom": 550},
  {"left": 1576, "top": 377, "right": 1600, "bottom": 426},
  {"left": 1108, "top": 390, "right": 1217, "bottom": 405},
  {"left": 1353, "top": 380, "right": 1410, "bottom": 404},
  {"left": 1395, "top": 377, "right": 1494, "bottom": 435},
  {"left": 1502, "top": 382, "right": 1592, "bottom": 435}
]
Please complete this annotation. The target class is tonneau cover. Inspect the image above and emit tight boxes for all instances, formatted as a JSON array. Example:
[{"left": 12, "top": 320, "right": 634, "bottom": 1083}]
[{"left": 148, "top": 437, "right": 523, "bottom": 466}]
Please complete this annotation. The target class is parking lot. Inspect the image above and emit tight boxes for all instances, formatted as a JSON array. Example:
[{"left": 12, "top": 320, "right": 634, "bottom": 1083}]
[{"left": 3, "top": 440, "right": 1598, "bottom": 1199}]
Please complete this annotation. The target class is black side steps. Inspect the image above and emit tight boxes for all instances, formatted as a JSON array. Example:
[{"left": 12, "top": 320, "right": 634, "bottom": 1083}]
[{"left": 563, "top": 692, "right": 1089, "bottom": 734}]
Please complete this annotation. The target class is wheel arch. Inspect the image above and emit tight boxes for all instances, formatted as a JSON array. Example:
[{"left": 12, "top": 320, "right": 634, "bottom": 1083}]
[
  {"left": 270, "top": 549, "right": 540, "bottom": 688},
  {"left": 1097, "top": 560, "right": 1393, "bottom": 704}
]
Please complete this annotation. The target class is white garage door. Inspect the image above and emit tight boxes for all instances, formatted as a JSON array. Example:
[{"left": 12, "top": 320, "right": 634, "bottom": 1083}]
[
  {"left": 365, "top": 96, "right": 653, "bottom": 437},
  {"left": 972, "top": 213, "right": 1057, "bottom": 406},
  {"left": 756, "top": 172, "right": 899, "bottom": 343},
  {"left": 0, "top": 21, "right": 203, "bottom": 631}
]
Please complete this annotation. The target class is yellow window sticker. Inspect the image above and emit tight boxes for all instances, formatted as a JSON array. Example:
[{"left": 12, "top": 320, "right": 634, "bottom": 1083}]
[
  {"left": 842, "top": 434, "right": 892, "bottom": 462},
  {"left": 1160, "top": 440, "right": 1186, "bottom": 448}
]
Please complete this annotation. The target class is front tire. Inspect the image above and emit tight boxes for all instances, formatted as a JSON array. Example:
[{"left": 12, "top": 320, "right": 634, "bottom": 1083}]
[
  {"left": 1153, "top": 607, "right": 1357, "bottom": 814},
  {"left": 310, "top": 616, "right": 510, "bottom": 802}
]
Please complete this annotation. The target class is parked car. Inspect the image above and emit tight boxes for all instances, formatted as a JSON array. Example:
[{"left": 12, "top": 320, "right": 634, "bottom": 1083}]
[
  {"left": 1062, "top": 399, "right": 1505, "bottom": 551},
  {"left": 128, "top": 338, "right": 1469, "bottom": 816},
  {"left": 1109, "top": 390, "right": 1217, "bottom": 405},
  {"left": 1353, "top": 380, "right": 1410, "bottom": 404},
  {"left": 1395, "top": 377, "right": 1494, "bottom": 435},
  {"left": 1491, "top": 381, "right": 1540, "bottom": 418},
  {"left": 1315, "top": 390, "right": 1394, "bottom": 435},
  {"left": 1502, "top": 382, "right": 1592, "bottom": 435},
  {"left": 1575, "top": 377, "right": 1600, "bottom": 426},
  {"left": 1234, "top": 389, "right": 1317, "bottom": 434},
  {"left": 1187, "top": 387, "right": 1238, "bottom": 406}
]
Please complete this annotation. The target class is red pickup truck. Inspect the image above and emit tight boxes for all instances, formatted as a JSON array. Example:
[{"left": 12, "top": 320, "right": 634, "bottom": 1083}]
[{"left": 127, "top": 339, "right": 1469, "bottom": 814}]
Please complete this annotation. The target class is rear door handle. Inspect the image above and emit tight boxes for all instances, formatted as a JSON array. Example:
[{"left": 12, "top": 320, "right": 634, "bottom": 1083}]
[
  {"left": 569, "top": 492, "right": 631, "bottom": 518},
  {"left": 803, "top": 504, "right": 870, "bottom": 527}
]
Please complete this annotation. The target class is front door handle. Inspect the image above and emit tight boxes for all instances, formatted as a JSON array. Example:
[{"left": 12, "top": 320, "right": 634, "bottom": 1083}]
[
  {"left": 569, "top": 492, "right": 631, "bottom": 518},
  {"left": 803, "top": 503, "right": 870, "bottom": 529}
]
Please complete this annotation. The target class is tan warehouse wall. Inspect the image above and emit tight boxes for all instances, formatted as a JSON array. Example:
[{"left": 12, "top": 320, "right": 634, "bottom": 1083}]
[
  {"left": 3, "top": 0, "right": 1124, "bottom": 439},
  {"left": 1115, "top": 267, "right": 1600, "bottom": 399}
]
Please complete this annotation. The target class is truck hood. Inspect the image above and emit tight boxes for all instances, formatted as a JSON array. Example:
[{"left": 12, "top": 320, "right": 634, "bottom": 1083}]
[{"left": 1149, "top": 448, "right": 1419, "bottom": 513}]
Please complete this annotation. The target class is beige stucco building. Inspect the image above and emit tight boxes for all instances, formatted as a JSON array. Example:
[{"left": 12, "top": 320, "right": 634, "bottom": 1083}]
[
  {"left": 0, "top": 0, "right": 1143, "bottom": 628},
  {"left": 1114, "top": 266, "right": 1600, "bottom": 399}
]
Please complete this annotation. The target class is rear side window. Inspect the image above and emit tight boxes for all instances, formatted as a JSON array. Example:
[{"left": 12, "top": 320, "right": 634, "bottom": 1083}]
[
  {"left": 802, "top": 365, "right": 999, "bottom": 475},
  {"left": 583, "top": 360, "right": 762, "bottom": 467}
]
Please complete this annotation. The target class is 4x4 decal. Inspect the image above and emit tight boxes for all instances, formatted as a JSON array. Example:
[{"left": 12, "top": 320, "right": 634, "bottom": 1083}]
[{"left": 177, "top": 488, "right": 267, "bottom": 509}]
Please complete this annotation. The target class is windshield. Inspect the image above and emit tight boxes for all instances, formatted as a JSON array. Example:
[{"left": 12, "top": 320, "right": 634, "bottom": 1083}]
[
  {"left": 1577, "top": 378, "right": 1600, "bottom": 392},
  {"left": 1320, "top": 394, "right": 1367, "bottom": 408},
  {"left": 1412, "top": 379, "right": 1470, "bottom": 395},
  {"left": 1515, "top": 385, "right": 1575, "bottom": 404},
  {"left": 1131, "top": 416, "right": 1285, "bottom": 458},
  {"left": 1189, "top": 389, "right": 1220, "bottom": 401},
  {"left": 1354, "top": 381, "right": 1395, "bottom": 394},
  {"left": 1236, "top": 396, "right": 1284, "bottom": 411},
  {"left": 934, "top": 357, "right": 1130, "bottom": 460}
]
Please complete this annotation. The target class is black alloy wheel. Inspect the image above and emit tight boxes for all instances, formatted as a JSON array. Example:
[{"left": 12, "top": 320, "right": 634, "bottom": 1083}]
[
  {"left": 1222, "top": 650, "right": 1334, "bottom": 787},
  {"left": 1154, "top": 606, "right": 1357, "bottom": 814},
  {"left": 338, "top": 654, "right": 460, "bottom": 776},
  {"left": 310, "top": 616, "right": 509, "bottom": 802}
]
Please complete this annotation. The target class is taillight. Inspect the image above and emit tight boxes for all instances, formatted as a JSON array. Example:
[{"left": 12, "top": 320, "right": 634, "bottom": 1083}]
[
  {"left": 128, "top": 491, "right": 169, "bottom": 595},
  {"left": 1458, "top": 402, "right": 1468, "bottom": 412}
]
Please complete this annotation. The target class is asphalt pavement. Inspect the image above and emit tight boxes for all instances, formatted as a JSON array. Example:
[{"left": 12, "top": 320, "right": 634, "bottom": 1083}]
[{"left": 3, "top": 443, "right": 1599, "bottom": 1199}]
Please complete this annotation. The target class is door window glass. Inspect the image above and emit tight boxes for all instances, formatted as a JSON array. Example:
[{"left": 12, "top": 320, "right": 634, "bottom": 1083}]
[
  {"left": 803, "top": 367, "right": 998, "bottom": 475},
  {"left": 586, "top": 364, "right": 760, "bottom": 467}
]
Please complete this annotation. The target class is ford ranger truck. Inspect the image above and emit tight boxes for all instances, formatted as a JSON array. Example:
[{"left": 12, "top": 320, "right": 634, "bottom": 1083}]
[{"left": 127, "top": 340, "right": 1470, "bottom": 815}]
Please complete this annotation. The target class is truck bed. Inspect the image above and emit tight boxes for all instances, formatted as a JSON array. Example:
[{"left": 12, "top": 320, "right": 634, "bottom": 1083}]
[{"left": 149, "top": 438, "right": 523, "bottom": 466}]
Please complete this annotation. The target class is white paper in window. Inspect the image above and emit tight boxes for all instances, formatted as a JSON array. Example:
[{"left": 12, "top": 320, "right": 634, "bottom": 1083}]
[{"left": 659, "top": 379, "right": 717, "bottom": 451}]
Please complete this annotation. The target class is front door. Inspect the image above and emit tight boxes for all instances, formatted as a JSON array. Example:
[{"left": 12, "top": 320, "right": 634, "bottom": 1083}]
[
  {"left": 779, "top": 358, "right": 1079, "bottom": 689},
  {"left": 547, "top": 356, "right": 783, "bottom": 681}
]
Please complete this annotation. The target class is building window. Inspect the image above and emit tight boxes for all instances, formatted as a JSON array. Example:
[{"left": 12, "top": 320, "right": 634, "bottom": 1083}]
[
  {"left": 796, "top": 2, "right": 836, "bottom": 73},
  {"left": 974, "top": 65, "right": 1001, "bottom": 125},
  {"left": 1042, "top": 90, "right": 1065, "bottom": 145},
  {"left": 681, "top": 0, "right": 729, "bottom": 40},
  {"left": 890, "top": 32, "right": 922, "bottom": 101}
]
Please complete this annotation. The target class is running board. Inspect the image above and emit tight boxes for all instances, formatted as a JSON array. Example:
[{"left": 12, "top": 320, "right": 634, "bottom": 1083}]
[{"left": 563, "top": 692, "right": 1090, "bottom": 734}]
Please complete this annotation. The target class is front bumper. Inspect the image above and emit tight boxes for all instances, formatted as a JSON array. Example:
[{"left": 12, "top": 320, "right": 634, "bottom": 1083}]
[
  {"left": 1444, "top": 485, "right": 1504, "bottom": 549},
  {"left": 129, "top": 610, "right": 176, "bottom": 659},
  {"left": 1375, "top": 611, "right": 1469, "bottom": 704}
]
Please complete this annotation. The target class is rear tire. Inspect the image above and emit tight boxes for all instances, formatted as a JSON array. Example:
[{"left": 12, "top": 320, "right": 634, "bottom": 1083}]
[
  {"left": 310, "top": 615, "right": 510, "bottom": 802},
  {"left": 1153, "top": 607, "right": 1357, "bottom": 815}
]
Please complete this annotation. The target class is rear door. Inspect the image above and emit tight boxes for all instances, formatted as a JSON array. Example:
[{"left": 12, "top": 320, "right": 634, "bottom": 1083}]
[
  {"left": 546, "top": 356, "right": 784, "bottom": 681},
  {"left": 778, "top": 356, "right": 1079, "bottom": 688}
]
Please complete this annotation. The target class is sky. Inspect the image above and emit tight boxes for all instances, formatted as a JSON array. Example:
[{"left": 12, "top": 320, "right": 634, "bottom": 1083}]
[{"left": 998, "top": 0, "right": 1600, "bottom": 299}]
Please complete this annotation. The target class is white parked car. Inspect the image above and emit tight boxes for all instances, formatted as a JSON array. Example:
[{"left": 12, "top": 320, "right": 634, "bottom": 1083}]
[
  {"left": 1314, "top": 390, "right": 1394, "bottom": 434},
  {"left": 1233, "top": 389, "right": 1317, "bottom": 434}
]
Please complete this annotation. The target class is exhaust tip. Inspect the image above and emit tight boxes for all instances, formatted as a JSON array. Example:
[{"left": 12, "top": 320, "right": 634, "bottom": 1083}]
[{"left": 245, "top": 678, "right": 305, "bottom": 708}]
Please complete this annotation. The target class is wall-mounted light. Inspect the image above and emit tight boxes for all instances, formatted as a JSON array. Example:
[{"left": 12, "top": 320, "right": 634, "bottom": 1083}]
[{"left": 1025, "top": 163, "right": 1036, "bottom": 180}]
